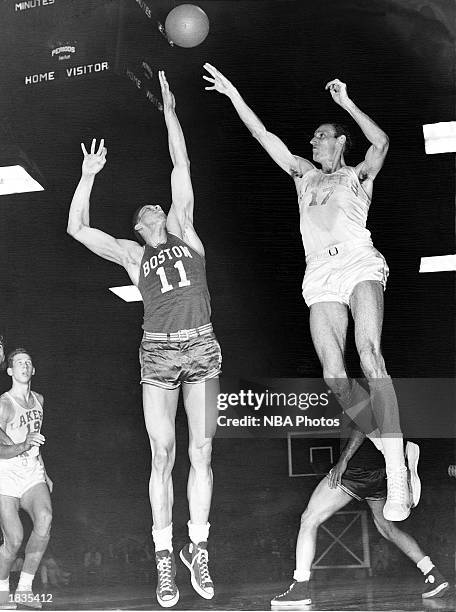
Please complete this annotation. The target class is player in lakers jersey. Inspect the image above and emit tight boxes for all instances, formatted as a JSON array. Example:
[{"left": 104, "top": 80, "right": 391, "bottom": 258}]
[
  {"left": 67, "top": 71, "right": 220, "bottom": 608},
  {"left": 0, "top": 349, "right": 53, "bottom": 609},
  {"left": 203, "top": 65, "right": 419, "bottom": 523}
]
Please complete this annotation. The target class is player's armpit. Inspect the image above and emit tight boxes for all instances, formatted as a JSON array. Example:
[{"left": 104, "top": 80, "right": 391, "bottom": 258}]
[
  {"left": 72, "top": 226, "right": 141, "bottom": 268},
  {"left": 293, "top": 155, "right": 314, "bottom": 179},
  {"left": 173, "top": 220, "right": 204, "bottom": 258},
  {"left": 357, "top": 140, "right": 389, "bottom": 182}
]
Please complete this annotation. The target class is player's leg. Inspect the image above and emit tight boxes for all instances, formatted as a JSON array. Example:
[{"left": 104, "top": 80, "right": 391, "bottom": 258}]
[
  {"left": 367, "top": 498, "right": 449, "bottom": 598},
  {"left": 15, "top": 483, "right": 52, "bottom": 607},
  {"left": 350, "top": 280, "right": 411, "bottom": 521},
  {"left": 309, "top": 302, "right": 376, "bottom": 437},
  {"left": 179, "top": 378, "right": 218, "bottom": 600},
  {"left": 0, "top": 495, "right": 23, "bottom": 609},
  {"left": 143, "top": 384, "right": 179, "bottom": 608},
  {"left": 271, "top": 477, "right": 352, "bottom": 608}
]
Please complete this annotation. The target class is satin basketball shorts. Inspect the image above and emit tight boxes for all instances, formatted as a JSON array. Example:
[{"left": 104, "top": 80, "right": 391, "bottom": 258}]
[
  {"left": 139, "top": 331, "right": 222, "bottom": 390},
  {"left": 302, "top": 241, "right": 389, "bottom": 307},
  {"left": 329, "top": 465, "right": 387, "bottom": 501}
]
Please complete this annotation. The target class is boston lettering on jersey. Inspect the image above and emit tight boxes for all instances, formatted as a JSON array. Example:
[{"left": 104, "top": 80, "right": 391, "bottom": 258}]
[
  {"left": 138, "top": 233, "right": 211, "bottom": 333},
  {"left": 142, "top": 243, "right": 193, "bottom": 277}
]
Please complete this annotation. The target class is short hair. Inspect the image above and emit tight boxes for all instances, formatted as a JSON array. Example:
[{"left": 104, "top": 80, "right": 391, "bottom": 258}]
[
  {"left": 132, "top": 205, "right": 146, "bottom": 245},
  {"left": 329, "top": 122, "right": 354, "bottom": 154},
  {"left": 7, "top": 348, "right": 32, "bottom": 369}
]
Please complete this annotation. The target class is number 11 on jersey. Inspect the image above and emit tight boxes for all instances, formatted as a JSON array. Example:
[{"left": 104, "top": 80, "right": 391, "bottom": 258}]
[{"left": 156, "top": 260, "right": 191, "bottom": 294}]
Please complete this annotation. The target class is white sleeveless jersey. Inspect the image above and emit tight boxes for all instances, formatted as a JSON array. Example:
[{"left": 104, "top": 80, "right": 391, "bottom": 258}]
[
  {"left": 1, "top": 391, "right": 43, "bottom": 462},
  {"left": 296, "top": 165, "right": 372, "bottom": 256}
]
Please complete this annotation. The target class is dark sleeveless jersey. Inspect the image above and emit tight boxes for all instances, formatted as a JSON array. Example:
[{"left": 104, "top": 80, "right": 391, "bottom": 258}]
[{"left": 138, "top": 233, "right": 211, "bottom": 333}]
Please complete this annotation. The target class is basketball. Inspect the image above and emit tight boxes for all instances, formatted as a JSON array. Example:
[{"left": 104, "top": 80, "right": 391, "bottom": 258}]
[{"left": 165, "top": 4, "right": 210, "bottom": 48}]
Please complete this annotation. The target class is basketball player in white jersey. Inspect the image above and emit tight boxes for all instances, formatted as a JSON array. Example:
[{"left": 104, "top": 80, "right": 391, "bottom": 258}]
[
  {"left": 0, "top": 349, "right": 52, "bottom": 609},
  {"left": 203, "top": 64, "right": 418, "bottom": 522},
  {"left": 68, "top": 72, "right": 220, "bottom": 607}
]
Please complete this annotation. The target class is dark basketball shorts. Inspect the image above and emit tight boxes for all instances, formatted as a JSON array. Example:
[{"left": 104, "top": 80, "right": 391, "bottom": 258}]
[
  {"left": 332, "top": 466, "right": 387, "bottom": 501},
  {"left": 139, "top": 332, "right": 222, "bottom": 390},
  {"left": 302, "top": 242, "right": 389, "bottom": 307}
]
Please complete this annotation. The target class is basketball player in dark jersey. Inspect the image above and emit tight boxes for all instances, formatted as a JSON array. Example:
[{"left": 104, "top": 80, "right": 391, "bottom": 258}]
[
  {"left": 0, "top": 349, "right": 53, "bottom": 610},
  {"left": 67, "top": 72, "right": 220, "bottom": 608},
  {"left": 203, "top": 64, "right": 418, "bottom": 522},
  {"left": 271, "top": 432, "right": 449, "bottom": 608}
]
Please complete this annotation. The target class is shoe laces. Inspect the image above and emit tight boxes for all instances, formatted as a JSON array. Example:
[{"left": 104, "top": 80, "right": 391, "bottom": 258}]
[
  {"left": 157, "top": 555, "right": 174, "bottom": 592},
  {"left": 195, "top": 548, "right": 211, "bottom": 584},
  {"left": 387, "top": 469, "right": 408, "bottom": 504}
]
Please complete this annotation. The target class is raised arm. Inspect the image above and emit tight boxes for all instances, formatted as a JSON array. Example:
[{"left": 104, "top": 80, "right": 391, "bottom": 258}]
[
  {"left": 327, "top": 426, "right": 366, "bottom": 489},
  {"left": 0, "top": 398, "right": 45, "bottom": 460},
  {"left": 159, "top": 71, "right": 204, "bottom": 256},
  {"left": 326, "top": 79, "right": 389, "bottom": 186},
  {"left": 203, "top": 63, "right": 312, "bottom": 179},
  {"left": 67, "top": 139, "right": 142, "bottom": 274}
]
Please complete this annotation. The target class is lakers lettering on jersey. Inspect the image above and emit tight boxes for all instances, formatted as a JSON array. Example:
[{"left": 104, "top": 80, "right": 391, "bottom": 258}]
[
  {"left": 138, "top": 233, "right": 211, "bottom": 333},
  {"left": 296, "top": 166, "right": 372, "bottom": 255},
  {"left": 1, "top": 391, "right": 43, "bottom": 462}
]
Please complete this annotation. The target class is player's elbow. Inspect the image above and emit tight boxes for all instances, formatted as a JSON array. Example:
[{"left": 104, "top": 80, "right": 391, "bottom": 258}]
[
  {"left": 67, "top": 220, "right": 84, "bottom": 241},
  {"left": 376, "top": 135, "right": 389, "bottom": 154},
  {"left": 173, "top": 154, "right": 190, "bottom": 170},
  {"left": 66, "top": 221, "right": 79, "bottom": 238}
]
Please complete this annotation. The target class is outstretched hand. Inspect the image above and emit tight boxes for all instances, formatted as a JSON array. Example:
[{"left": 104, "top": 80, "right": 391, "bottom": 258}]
[
  {"left": 81, "top": 139, "right": 107, "bottom": 176},
  {"left": 203, "top": 63, "right": 236, "bottom": 96},
  {"left": 158, "top": 70, "right": 175, "bottom": 110},
  {"left": 325, "top": 79, "right": 351, "bottom": 107}
]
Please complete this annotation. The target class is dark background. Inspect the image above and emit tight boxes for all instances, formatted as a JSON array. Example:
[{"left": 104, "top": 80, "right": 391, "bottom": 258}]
[{"left": 0, "top": 0, "right": 454, "bottom": 595}]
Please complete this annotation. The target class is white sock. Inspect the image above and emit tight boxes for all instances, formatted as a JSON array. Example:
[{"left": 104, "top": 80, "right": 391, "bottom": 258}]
[
  {"left": 0, "top": 577, "right": 9, "bottom": 591},
  {"left": 17, "top": 572, "right": 34, "bottom": 592},
  {"left": 293, "top": 569, "right": 311, "bottom": 582},
  {"left": 152, "top": 523, "right": 173, "bottom": 553},
  {"left": 417, "top": 556, "right": 435, "bottom": 575},
  {"left": 382, "top": 437, "right": 406, "bottom": 474},
  {"left": 188, "top": 521, "right": 210, "bottom": 545}
]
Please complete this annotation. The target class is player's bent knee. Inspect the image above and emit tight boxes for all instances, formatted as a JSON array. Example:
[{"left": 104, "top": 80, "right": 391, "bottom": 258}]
[{"left": 35, "top": 508, "right": 53, "bottom": 535}]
